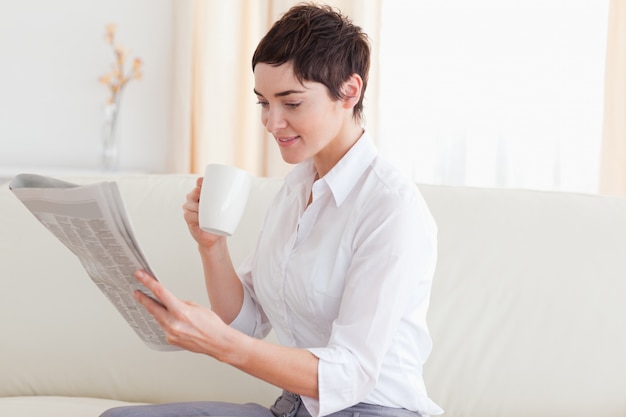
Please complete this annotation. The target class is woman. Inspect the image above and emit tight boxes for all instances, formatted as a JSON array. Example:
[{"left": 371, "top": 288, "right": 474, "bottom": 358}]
[{"left": 102, "top": 3, "right": 442, "bottom": 417}]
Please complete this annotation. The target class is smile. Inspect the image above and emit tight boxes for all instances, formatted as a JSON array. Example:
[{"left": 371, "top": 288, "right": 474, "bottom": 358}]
[{"left": 276, "top": 136, "right": 300, "bottom": 146}]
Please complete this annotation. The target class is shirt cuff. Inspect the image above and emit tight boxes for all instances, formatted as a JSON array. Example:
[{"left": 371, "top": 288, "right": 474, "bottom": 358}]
[{"left": 304, "top": 346, "right": 371, "bottom": 417}]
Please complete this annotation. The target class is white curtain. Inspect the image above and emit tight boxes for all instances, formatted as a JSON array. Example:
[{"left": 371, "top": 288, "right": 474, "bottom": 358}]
[
  {"left": 377, "top": 0, "right": 609, "bottom": 193},
  {"left": 169, "top": 0, "right": 611, "bottom": 194}
]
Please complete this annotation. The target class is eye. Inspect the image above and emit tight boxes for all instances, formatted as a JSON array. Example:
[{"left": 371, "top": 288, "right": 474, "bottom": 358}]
[
  {"left": 285, "top": 102, "right": 301, "bottom": 109},
  {"left": 256, "top": 100, "right": 269, "bottom": 108}
]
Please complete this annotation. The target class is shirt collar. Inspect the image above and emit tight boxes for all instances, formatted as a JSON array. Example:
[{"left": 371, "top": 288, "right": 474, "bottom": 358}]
[
  {"left": 284, "top": 131, "right": 378, "bottom": 207},
  {"left": 324, "top": 131, "right": 377, "bottom": 206}
]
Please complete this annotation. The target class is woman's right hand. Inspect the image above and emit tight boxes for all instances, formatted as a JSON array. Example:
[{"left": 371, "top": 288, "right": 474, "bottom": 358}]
[{"left": 183, "top": 177, "right": 223, "bottom": 248}]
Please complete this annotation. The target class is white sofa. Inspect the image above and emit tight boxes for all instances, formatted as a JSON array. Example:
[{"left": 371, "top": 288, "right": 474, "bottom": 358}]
[{"left": 2, "top": 174, "right": 626, "bottom": 417}]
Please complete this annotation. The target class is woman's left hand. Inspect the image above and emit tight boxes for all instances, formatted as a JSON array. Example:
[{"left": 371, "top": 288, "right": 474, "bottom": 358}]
[{"left": 132, "top": 270, "right": 235, "bottom": 360}]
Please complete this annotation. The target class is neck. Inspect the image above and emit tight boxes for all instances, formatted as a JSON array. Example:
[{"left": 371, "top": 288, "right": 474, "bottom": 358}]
[{"left": 313, "top": 123, "right": 364, "bottom": 178}]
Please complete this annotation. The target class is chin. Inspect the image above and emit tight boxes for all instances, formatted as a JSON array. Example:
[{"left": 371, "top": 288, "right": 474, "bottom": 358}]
[{"left": 279, "top": 150, "right": 307, "bottom": 165}]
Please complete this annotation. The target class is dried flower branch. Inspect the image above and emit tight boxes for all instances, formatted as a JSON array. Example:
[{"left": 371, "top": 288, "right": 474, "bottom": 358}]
[{"left": 98, "top": 23, "right": 143, "bottom": 105}]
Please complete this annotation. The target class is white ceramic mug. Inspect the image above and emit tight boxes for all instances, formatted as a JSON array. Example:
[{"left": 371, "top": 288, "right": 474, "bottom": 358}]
[{"left": 198, "top": 164, "right": 252, "bottom": 236}]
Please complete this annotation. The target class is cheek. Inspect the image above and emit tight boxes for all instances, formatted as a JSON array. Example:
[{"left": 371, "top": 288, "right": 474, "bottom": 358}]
[
  {"left": 300, "top": 103, "right": 335, "bottom": 128},
  {"left": 291, "top": 112, "right": 312, "bottom": 130}
]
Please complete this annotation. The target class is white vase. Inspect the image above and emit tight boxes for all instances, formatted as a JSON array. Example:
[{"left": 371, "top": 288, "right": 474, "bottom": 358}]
[{"left": 102, "top": 102, "right": 120, "bottom": 171}]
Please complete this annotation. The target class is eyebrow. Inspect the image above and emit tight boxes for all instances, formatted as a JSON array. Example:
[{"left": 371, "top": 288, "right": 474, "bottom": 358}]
[{"left": 253, "top": 88, "right": 306, "bottom": 98}]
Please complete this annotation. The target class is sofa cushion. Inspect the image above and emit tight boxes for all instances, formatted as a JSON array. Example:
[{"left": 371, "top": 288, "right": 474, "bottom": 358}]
[{"left": 0, "top": 397, "right": 146, "bottom": 417}]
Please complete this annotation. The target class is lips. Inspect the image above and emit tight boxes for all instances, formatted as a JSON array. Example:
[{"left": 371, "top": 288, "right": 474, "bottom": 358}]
[{"left": 276, "top": 135, "right": 300, "bottom": 146}]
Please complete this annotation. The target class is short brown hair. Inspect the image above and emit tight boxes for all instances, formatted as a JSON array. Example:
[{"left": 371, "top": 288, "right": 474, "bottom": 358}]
[{"left": 252, "top": 3, "right": 370, "bottom": 121}]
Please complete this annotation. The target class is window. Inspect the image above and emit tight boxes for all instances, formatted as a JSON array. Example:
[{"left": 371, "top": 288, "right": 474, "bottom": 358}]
[{"left": 378, "top": 0, "right": 609, "bottom": 193}]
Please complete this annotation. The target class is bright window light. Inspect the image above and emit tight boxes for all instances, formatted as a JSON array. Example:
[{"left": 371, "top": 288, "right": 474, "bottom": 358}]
[{"left": 378, "top": 0, "right": 609, "bottom": 193}]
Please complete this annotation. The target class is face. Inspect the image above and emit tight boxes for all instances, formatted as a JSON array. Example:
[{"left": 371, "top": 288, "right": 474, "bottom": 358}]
[{"left": 254, "top": 62, "right": 360, "bottom": 176}]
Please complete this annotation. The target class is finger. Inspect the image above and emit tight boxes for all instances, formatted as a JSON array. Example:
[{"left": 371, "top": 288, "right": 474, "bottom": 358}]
[
  {"left": 183, "top": 188, "right": 201, "bottom": 210},
  {"left": 133, "top": 289, "right": 169, "bottom": 321},
  {"left": 183, "top": 185, "right": 202, "bottom": 215},
  {"left": 134, "top": 270, "right": 182, "bottom": 311},
  {"left": 182, "top": 202, "right": 200, "bottom": 225}
]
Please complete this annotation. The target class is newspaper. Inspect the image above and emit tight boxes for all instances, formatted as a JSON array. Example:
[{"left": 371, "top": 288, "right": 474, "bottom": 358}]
[{"left": 9, "top": 173, "right": 180, "bottom": 352}]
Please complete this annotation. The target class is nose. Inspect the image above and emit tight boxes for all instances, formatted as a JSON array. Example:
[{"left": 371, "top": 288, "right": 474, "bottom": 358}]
[{"left": 264, "top": 107, "right": 287, "bottom": 134}]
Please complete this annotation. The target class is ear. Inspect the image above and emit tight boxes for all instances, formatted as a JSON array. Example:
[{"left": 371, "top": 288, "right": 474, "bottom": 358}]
[{"left": 341, "top": 73, "right": 363, "bottom": 110}]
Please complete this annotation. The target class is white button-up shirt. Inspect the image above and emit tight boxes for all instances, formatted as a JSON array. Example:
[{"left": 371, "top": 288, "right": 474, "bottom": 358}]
[{"left": 231, "top": 133, "right": 443, "bottom": 417}]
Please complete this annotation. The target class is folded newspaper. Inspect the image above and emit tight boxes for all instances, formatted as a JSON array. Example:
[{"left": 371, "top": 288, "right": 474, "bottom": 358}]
[{"left": 9, "top": 173, "right": 180, "bottom": 352}]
